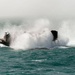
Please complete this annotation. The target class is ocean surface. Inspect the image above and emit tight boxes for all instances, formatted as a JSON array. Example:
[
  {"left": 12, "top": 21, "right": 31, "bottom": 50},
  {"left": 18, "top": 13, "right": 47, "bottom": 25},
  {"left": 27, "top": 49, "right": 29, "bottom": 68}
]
[
  {"left": 0, "top": 47, "right": 75, "bottom": 75},
  {"left": 0, "top": 18, "right": 75, "bottom": 75}
]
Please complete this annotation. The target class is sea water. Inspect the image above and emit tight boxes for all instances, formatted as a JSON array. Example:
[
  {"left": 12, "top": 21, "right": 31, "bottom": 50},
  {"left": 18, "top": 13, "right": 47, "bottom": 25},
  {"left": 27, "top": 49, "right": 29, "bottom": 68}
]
[{"left": 0, "top": 18, "right": 75, "bottom": 75}]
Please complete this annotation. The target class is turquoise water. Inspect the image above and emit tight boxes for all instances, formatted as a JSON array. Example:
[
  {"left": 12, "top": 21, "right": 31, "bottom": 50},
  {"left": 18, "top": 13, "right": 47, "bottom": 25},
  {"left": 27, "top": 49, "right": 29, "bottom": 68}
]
[{"left": 0, "top": 47, "right": 75, "bottom": 75}]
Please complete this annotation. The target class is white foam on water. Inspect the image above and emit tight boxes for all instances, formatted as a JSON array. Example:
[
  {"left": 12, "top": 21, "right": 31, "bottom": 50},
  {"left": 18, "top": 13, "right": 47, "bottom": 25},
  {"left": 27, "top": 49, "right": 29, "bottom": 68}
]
[{"left": 0, "top": 19, "right": 75, "bottom": 50}]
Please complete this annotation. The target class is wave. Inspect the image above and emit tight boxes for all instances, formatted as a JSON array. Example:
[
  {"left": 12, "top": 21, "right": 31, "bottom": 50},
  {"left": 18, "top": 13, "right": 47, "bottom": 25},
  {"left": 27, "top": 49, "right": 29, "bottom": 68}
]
[{"left": 0, "top": 19, "right": 74, "bottom": 50}]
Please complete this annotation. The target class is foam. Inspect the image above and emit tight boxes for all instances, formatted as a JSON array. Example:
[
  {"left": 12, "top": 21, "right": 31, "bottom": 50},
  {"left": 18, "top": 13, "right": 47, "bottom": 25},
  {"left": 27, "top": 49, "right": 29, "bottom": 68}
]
[{"left": 0, "top": 19, "right": 74, "bottom": 50}]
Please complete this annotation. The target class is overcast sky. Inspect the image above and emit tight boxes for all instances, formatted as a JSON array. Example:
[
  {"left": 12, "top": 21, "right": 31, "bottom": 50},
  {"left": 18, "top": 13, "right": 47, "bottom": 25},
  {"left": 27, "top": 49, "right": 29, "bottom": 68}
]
[{"left": 0, "top": 0, "right": 75, "bottom": 19}]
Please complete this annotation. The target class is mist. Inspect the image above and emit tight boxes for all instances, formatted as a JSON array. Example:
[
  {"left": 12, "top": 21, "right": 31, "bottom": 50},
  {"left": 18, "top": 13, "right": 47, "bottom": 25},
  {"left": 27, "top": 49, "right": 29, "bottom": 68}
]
[{"left": 0, "top": 0, "right": 75, "bottom": 19}]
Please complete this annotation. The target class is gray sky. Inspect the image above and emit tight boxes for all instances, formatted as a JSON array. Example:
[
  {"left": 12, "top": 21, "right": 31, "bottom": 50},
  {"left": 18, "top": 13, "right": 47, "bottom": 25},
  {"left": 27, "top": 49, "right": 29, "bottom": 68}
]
[{"left": 0, "top": 0, "right": 75, "bottom": 19}]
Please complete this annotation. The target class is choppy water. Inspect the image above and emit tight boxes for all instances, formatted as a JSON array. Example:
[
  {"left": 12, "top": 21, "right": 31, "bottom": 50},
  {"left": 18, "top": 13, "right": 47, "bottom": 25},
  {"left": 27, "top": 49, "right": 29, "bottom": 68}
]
[
  {"left": 0, "top": 47, "right": 75, "bottom": 75},
  {"left": 0, "top": 18, "right": 75, "bottom": 75}
]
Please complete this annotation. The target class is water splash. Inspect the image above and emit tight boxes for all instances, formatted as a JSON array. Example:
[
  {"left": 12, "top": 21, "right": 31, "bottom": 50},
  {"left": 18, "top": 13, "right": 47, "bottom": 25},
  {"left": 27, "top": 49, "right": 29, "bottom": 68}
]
[{"left": 0, "top": 19, "right": 74, "bottom": 50}]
